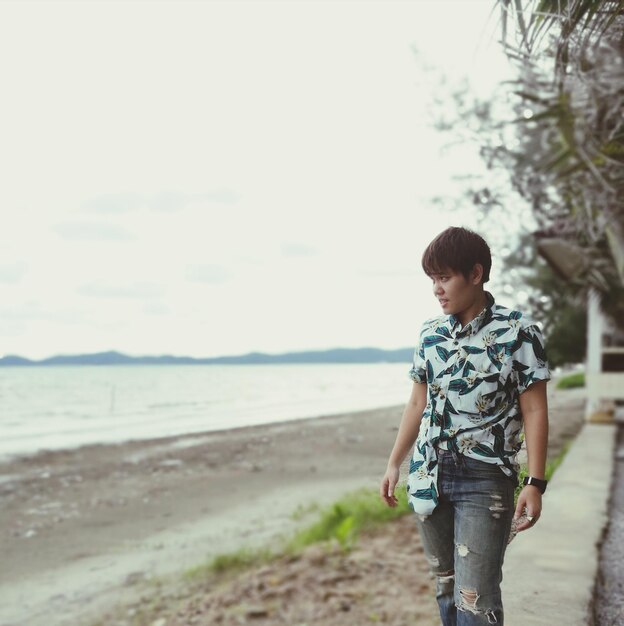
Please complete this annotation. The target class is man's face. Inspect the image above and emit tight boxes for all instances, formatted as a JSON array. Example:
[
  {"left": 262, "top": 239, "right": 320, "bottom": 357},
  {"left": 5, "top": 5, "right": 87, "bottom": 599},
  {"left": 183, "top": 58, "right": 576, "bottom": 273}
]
[{"left": 429, "top": 267, "right": 479, "bottom": 316}]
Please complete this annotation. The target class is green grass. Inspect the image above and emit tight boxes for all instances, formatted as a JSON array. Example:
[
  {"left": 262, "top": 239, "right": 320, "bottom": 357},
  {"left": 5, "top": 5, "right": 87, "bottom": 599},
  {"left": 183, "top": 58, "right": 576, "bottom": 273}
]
[
  {"left": 513, "top": 440, "right": 572, "bottom": 506},
  {"left": 183, "top": 485, "right": 412, "bottom": 583},
  {"left": 556, "top": 372, "right": 585, "bottom": 389},
  {"left": 183, "top": 545, "right": 276, "bottom": 581},
  {"left": 284, "top": 485, "right": 410, "bottom": 554},
  {"left": 91, "top": 438, "right": 576, "bottom": 626},
  {"left": 186, "top": 442, "right": 575, "bottom": 583},
  {"left": 183, "top": 440, "right": 574, "bottom": 584}
]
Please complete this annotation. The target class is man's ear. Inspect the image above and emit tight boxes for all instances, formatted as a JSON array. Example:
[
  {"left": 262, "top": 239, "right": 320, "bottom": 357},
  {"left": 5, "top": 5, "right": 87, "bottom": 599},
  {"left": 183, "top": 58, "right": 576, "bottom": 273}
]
[{"left": 471, "top": 263, "right": 484, "bottom": 285}]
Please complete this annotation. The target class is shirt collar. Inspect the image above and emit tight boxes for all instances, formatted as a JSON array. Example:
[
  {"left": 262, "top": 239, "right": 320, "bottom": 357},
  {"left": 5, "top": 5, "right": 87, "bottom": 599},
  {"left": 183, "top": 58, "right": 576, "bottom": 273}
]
[{"left": 449, "top": 290, "right": 495, "bottom": 336}]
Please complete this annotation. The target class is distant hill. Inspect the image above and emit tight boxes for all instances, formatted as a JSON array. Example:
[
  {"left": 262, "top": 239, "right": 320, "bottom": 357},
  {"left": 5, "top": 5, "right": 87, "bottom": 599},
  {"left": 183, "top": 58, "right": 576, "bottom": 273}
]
[{"left": 0, "top": 347, "right": 414, "bottom": 366}]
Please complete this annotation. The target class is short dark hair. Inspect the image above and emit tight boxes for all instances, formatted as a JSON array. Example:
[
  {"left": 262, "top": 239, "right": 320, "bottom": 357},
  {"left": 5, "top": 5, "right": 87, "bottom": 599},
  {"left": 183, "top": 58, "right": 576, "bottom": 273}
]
[{"left": 421, "top": 226, "right": 491, "bottom": 284}]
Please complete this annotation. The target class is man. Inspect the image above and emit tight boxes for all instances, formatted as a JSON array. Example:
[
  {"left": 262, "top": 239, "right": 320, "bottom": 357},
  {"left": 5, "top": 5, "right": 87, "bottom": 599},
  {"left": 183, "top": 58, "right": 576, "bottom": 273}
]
[{"left": 379, "top": 226, "right": 550, "bottom": 626}]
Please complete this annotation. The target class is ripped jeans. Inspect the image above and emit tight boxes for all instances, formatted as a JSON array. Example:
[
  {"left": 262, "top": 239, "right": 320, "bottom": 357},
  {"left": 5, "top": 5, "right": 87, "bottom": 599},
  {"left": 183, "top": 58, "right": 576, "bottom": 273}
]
[{"left": 414, "top": 448, "right": 516, "bottom": 625}]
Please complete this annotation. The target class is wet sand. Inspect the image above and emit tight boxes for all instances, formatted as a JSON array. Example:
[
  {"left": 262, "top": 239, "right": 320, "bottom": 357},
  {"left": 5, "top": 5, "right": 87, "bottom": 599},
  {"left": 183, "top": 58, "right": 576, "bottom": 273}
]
[{"left": 0, "top": 384, "right": 586, "bottom": 626}]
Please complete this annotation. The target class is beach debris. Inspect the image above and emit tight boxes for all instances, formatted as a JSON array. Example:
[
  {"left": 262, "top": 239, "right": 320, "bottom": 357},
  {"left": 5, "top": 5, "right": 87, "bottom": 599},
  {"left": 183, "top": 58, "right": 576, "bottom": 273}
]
[
  {"left": 0, "top": 474, "right": 18, "bottom": 495},
  {"left": 29, "top": 502, "right": 62, "bottom": 517},
  {"left": 317, "top": 570, "right": 362, "bottom": 585},
  {"left": 50, "top": 593, "right": 67, "bottom": 603},
  {"left": 301, "top": 545, "right": 327, "bottom": 566},
  {"left": 60, "top": 474, "right": 84, "bottom": 488},
  {"left": 125, "top": 571, "right": 146, "bottom": 586},
  {"left": 159, "top": 459, "right": 184, "bottom": 468},
  {"left": 243, "top": 603, "right": 270, "bottom": 618},
  {"left": 345, "top": 434, "right": 364, "bottom": 444},
  {"left": 238, "top": 460, "right": 264, "bottom": 472},
  {"left": 41, "top": 500, "right": 63, "bottom": 508},
  {"left": 258, "top": 582, "right": 297, "bottom": 600}
]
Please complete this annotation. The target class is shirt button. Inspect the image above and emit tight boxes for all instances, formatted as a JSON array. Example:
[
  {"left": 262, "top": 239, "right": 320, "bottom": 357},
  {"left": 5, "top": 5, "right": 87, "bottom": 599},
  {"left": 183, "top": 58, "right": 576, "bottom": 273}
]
[{"left": 453, "top": 340, "right": 459, "bottom": 346}]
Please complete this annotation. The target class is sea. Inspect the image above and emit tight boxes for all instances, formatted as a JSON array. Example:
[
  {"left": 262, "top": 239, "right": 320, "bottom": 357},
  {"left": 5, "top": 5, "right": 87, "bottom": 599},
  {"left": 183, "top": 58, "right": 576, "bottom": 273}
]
[{"left": 0, "top": 363, "right": 411, "bottom": 459}]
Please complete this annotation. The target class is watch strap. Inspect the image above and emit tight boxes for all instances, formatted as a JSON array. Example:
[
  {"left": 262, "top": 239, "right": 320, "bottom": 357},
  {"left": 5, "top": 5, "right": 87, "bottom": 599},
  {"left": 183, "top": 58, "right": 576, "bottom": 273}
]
[{"left": 523, "top": 475, "right": 548, "bottom": 494}]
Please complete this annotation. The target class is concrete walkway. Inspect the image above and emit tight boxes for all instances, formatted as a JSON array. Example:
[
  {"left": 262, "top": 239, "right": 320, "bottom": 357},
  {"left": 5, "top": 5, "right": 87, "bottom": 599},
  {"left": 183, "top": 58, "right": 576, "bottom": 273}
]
[{"left": 502, "top": 423, "right": 617, "bottom": 626}]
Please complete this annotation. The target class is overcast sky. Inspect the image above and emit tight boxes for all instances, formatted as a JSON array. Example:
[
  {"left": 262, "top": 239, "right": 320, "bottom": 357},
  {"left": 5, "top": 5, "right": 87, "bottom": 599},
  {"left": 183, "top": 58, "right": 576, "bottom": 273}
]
[{"left": 0, "top": 0, "right": 519, "bottom": 360}]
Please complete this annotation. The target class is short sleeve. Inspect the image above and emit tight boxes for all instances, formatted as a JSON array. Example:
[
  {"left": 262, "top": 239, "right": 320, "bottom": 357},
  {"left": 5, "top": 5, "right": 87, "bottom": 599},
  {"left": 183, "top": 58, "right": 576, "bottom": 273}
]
[
  {"left": 408, "top": 325, "right": 427, "bottom": 384},
  {"left": 512, "top": 323, "right": 551, "bottom": 394}
]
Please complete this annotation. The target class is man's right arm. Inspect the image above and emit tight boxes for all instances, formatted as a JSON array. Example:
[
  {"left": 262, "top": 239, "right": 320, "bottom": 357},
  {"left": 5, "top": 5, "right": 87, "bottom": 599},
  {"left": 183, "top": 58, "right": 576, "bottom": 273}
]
[
  {"left": 387, "top": 382, "right": 427, "bottom": 468},
  {"left": 380, "top": 382, "right": 427, "bottom": 507}
]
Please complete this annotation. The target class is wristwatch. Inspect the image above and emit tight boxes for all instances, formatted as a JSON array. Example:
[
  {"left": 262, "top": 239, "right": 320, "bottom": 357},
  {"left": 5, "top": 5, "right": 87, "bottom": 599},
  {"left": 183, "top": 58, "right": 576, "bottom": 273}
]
[{"left": 523, "top": 476, "right": 548, "bottom": 494}]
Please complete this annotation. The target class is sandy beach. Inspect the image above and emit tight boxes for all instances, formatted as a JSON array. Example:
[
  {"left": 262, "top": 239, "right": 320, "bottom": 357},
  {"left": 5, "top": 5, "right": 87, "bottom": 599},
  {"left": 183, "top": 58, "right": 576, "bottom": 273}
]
[{"left": 0, "top": 384, "right": 586, "bottom": 626}]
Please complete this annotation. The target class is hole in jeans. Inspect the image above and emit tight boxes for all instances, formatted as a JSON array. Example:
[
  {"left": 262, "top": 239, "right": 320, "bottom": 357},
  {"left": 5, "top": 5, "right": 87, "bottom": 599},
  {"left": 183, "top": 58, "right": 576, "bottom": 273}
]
[
  {"left": 456, "top": 543, "right": 469, "bottom": 557},
  {"left": 458, "top": 588, "right": 479, "bottom": 613},
  {"left": 437, "top": 569, "right": 455, "bottom": 585}
]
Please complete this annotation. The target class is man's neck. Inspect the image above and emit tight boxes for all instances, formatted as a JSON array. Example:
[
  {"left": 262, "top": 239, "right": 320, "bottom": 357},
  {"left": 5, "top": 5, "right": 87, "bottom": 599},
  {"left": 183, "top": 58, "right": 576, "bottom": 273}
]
[{"left": 457, "top": 290, "right": 489, "bottom": 328}]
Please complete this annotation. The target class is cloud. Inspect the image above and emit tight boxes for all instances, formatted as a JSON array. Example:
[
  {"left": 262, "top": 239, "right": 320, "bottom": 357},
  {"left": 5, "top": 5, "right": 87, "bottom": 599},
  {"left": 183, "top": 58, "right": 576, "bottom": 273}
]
[
  {"left": 357, "top": 268, "right": 419, "bottom": 278},
  {"left": 0, "top": 301, "right": 85, "bottom": 323},
  {"left": 142, "top": 301, "right": 170, "bottom": 316},
  {"left": 0, "top": 261, "right": 27, "bottom": 283},
  {"left": 77, "top": 281, "right": 164, "bottom": 299},
  {"left": 83, "top": 189, "right": 240, "bottom": 214},
  {"left": 53, "top": 221, "right": 135, "bottom": 241},
  {"left": 149, "top": 191, "right": 190, "bottom": 212},
  {"left": 82, "top": 192, "right": 144, "bottom": 213},
  {"left": 280, "top": 242, "right": 317, "bottom": 257},
  {"left": 185, "top": 264, "right": 230, "bottom": 284},
  {"left": 150, "top": 190, "right": 240, "bottom": 212},
  {"left": 194, "top": 189, "right": 240, "bottom": 205}
]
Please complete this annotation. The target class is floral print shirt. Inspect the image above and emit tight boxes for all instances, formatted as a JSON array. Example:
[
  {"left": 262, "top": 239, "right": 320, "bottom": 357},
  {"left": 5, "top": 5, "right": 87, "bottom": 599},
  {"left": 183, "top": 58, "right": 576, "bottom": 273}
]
[{"left": 405, "top": 290, "right": 551, "bottom": 516}]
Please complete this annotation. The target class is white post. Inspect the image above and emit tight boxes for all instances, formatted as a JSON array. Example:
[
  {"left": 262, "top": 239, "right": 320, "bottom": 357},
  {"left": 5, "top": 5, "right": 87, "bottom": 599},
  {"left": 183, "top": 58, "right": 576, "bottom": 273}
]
[{"left": 585, "top": 288, "right": 613, "bottom": 422}]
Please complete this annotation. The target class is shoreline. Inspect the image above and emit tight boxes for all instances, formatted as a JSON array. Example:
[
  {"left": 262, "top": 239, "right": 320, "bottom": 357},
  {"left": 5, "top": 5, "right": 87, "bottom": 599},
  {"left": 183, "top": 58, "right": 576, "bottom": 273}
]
[
  {"left": 0, "top": 400, "right": 406, "bottom": 467},
  {"left": 0, "top": 403, "right": 409, "bottom": 626},
  {"left": 0, "top": 385, "right": 586, "bottom": 626}
]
